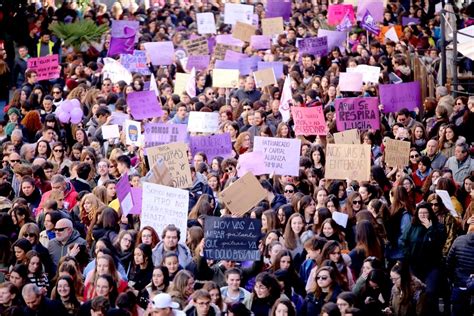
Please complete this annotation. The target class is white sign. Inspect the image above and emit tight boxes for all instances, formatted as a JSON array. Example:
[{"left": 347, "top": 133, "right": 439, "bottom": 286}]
[
  {"left": 435, "top": 189, "right": 458, "bottom": 218},
  {"left": 385, "top": 27, "right": 399, "bottom": 43},
  {"left": 141, "top": 182, "right": 189, "bottom": 243},
  {"left": 102, "top": 58, "right": 132, "bottom": 84},
  {"left": 253, "top": 136, "right": 301, "bottom": 176},
  {"left": 102, "top": 124, "right": 120, "bottom": 139},
  {"left": 346, "top": 65, "right": 381, "bottom": 84},
  {"left": 224, "top": 3, "right": 254, "bottom": 25},
  {"left": 187, "top": 112, "right": 219, "bottom": 133},
  {"left": 124, "top": 119, "right": 141, "bottom": 146},
  {"left": 197, "top": 12, "right": 217, "bottom": 34},
  {"left": 332, "top": 211, "right": 349, "bottom": 228}
]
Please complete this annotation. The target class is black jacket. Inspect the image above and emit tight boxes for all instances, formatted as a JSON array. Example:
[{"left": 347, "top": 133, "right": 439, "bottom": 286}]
[
  {"left": 446, "top": 232, "right": 474, "bottom": 287},
  {"left": 23, "top": 297, "right": 68, "bottom": 316}
]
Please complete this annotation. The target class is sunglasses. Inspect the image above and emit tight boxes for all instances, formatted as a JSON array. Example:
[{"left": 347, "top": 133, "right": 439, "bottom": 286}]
[
  {"left": 54, "top": 227, "right": 68, "bottom": 232},
  {"left": 410, "top": 154, "right": 420, "bottom": 158},
  {"left": 53, "top": 91, "right": 61, "bottom": 94},
  {"left": 54, "top": 149, "right": 64, "bottom": 152},
  {"left": 23, "top": 233, "right": 36, "bottom": 238},
  {"left": 10, "top": 160, "right": 20, "bottom": 163},
  {"left": 352, "top": 200, "right": 362, "bottom": 205},
  {"left": 285, "top": 189, "right": 294, "bottom": 193},
  {"left": 316, "top": 276, "right": 329, "bottom": 281},
  {"left": 431, "top": 203, "right": 439, "bottom": 206}
]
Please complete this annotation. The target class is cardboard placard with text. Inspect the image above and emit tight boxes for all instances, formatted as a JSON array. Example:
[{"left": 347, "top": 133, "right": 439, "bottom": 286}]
[
  {"left": 325, "top": 144, "right": 371, "bottom": 181},
  {"left": 262, "top": 17, "right": 284, "bottom": 36},
  {"left": 183, "top": 36, "right": 209, "bottom": 56},
  {"left": 333, "top": 129, "right": 361, "bottom": 144},
  {"left": 384, "top": 138, "right": 411, "bottom": 168},
  {"left": 232, "top": 21, "right": 257, "bottom": 42},
  {"left": 253, "top": 67, "right": 276, "bottom": 88},
  {"left": 213, "top": 43, "right": 242, "bottom": 60}
]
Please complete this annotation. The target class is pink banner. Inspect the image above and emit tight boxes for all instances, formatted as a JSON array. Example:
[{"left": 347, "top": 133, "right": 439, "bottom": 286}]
[
  {"left": 27, "top": 55, "right": 60, "bottom": 81},
  {"left": 328, "top": 4, "right": 355, "bottom": 25},
  {"left": 335, "top": 97, "right": 380, "bottom": 131},
  {"left": 292, "top": 106, "right": 327, "bottom": 136}
]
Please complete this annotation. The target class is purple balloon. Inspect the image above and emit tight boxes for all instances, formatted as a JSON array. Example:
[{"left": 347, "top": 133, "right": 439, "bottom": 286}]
[
  {"left": 61, "top": 100, "right": 73, "bottom": 113},
  {"left": 70, "top": 99, "right": 81, "bottom": 109},
  {"left": 57, "top": 110, "right": 70, "bottom": 124},
  {"left": 70, "top": 107, "right": 83, "bottom": 124}
]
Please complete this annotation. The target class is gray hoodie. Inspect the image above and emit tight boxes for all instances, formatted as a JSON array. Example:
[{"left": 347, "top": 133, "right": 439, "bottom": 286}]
[{"left": 48, "top": 229, "right": 87, "bottom": 266}]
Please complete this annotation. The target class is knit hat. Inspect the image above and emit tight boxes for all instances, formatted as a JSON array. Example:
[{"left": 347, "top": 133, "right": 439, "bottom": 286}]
[{"left": 7, "top": 107, "right": 21, "bottom": 117}]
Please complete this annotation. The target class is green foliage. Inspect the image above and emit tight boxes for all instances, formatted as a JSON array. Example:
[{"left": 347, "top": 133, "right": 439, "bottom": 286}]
[{"left": 49, "top": 20, "right": 109, "bottom": 50}]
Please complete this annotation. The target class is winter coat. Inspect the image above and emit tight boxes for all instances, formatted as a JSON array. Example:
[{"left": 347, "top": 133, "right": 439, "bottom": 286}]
[
  {"left": 48, "top": 229, "right": 87, "bottom": 267},
  {"left": 390, "top": 277, "right": 429, "bottom": 316},
  {"left": 301, "top": 285, "right": 342, "bottom": 316},
  {"left": 446, "top": 232, "right": 474, "bottom": 288},
  {"left": 444, "top": 156, "right": 474, "bottom": 185},
  {"left": 152, "top": 242, "right": 192, "bottom": 268}
]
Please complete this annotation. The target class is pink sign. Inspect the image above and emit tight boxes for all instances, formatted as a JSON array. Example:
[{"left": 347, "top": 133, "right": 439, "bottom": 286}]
[
  {"left": 339, "top": 72, "right": 363, "bottom": 92},
  {"left": 127, "top": 91, "right": 163, "bottom": 120},
  {"left": 335, "top": 97, "right": 380, "bottom": 131},
  {"left": 328, "top": 4, "right": 355, "bottom": 26},
  {"left": 237, "top": 151, "right": 267, "bottom": 177},
  {"left": 292, "top": 106, "right": 327, "bottom": 136},
  {"left": 27, "top": 55, "right": 60, "bottom": 81},
  {"left": 250, "top": 35, "right": 271, "bottom": 50},
  {"left": 143, "top": 41, "right": 174, "bottom": 65}
]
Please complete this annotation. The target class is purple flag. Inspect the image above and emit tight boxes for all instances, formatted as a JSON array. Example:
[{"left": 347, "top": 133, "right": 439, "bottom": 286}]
[
  {"left": 336, "top": 13, "right": 353, "bottom": 32},
  {"left": 361, "top": 10, "right": 380, "bottom": 36}
]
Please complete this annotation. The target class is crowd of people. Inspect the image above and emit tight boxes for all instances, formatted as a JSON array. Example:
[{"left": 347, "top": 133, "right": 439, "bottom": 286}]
[{"left": 0, "top": 0, "right": 474, "bottom": 316}]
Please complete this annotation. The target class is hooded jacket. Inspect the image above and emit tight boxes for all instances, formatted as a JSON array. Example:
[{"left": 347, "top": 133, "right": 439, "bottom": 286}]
[
  {"left": 446, "top": 232, "right": 474, "bottom": 288},
  {"left": 48, "top": 229, "right": 87, "bottom": 266},
  {"left": 38, "top": 181, "right": 78, "bottom": 211}
]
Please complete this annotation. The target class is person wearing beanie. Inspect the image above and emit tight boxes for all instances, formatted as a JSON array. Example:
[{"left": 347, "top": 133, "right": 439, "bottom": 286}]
[{"left": 5, "top": 107, "right": 22, "bottom": 137}]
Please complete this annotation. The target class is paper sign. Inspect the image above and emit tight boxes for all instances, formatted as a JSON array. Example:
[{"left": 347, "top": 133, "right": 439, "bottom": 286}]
[
  {"left": 346, "top": 65, "right": 380, "bottom": 83},
  {"left": 335, "top": 97, "right": 380, "bottom": 131},
  {"left": 116, "top": 175, "right": 133, "bottom": 216},
  {"left": 232, "top": 21, "right": 257, "bottom": 42},
  {"left": 385, "top": 27, "right": 399, "bottom": 42},
  {"left": 216, "top": 34, "right": 244, "bottom": 47},
  {"left": 130, "top": 188, "right": 142, "bottom": 215},
  {"left": 188, "top": 112, "right": 220, "bottom": 133},
  {"left": 224, "top": 50, "right": 247, "bottom": 62},
  {"left": 219, "top": 172, "right": 267, "bottom": 216},
  {"left": 102, "top": 124, "right": 120, "bottom": 139},
  {"left": 189, "top": 133, "right": 233, "bottom": 161},
  {"left": 339, "top": 72, "right": 363, "bottom": 91},
  {"left": 186, "top": 55, "right": 210, "bottom": 71},
  {"left": 120, "top": 50, "right": 150, "bottom": 75},
  {"left": 102, "top": 57, "right": 132, "bottom": 84},
  {"left": 384, "top": 138, "right": 410, "bottom": 168},
  {"left": 328, "top": 4, "right": 355, "bottom": 25},
  {"left": 257, "top": 61, "right": 284, "bottom": 79},
  {"left": 204, "top": 217, "right": 262, "bottom": 261},
  {"left": 402, "top": 17, "right": 420, "bottom": 26},
  {"left": 357, "top": 0, "right": 384, "bottom": 22},
  {"left": 146, "top": 142, "right": 192, "bottom": 189},
  {"left": 332, "top": 211, "right": 349, "bottom": 228},
  {"left": 262, "top": 17, "right": 284, "bottom": 36},
  {"left": 253, "top": 67, "right": 276, "bottom": 88},
  {"left": 298, "top": 36, "right": 328, "bottom": 57},
  {"left": 144, "top": 41, "right": 174, "bottom": 65},
  {"left": 174, "top": 73, "right": 191, "bottom": 95},
  {"left": 325, "top": 144, "right": 371, "bottom": 181},
  {"left": 183, "top": 36, "right": 209, "bottom": 56},
  {"left": 144, "top": 123, "right": 188, "bottom": 148},
  {"left": 197, "top": 12, "right": 217, "bottom": 34},
  {"left": 111, "top": 20, "right": 139, "bottom": 41},
  {"left": 379, "top": 81, "right": 421, "bottom": 113},
  {"left": 318, "top": 29, "right": 347, "bottom": 51},
  {"left": 212, "top": 69, "right": 240, "bottom": 88},
  {"left": 27, "top": 55, "right": 60, "bottom": 81},
  {"left": 266, "top": 0, "right": 291, "bottom": 21},
  {"left": 238, "top": 56, "right": 260, "bottom": 75},
  {"left": 292, "top": 106, "right": 327, "bottom": 136},
  {"left": 141, "top": 182, "right": 188, "bottom": 242},
  {"left": 213, "top": 43, "right": 242, "bottom": 60},
  {"left": 250, "top": 35, "right": 271, "bottom": 50},
  {"left": 224, "top": 3, "right": 254, "bottom": 25},
  {"left": 333, "top": 129, "right": 360, "bottom": 144},
  {"left": 215, "top": 60, "right": 239, "bottom": 70},
  {"left": 237, "top": 151, "right": 266, "bottom": 177},
  {"left": 124, "top": 119, "right": 141, "bottom": 146},
  {"left": 127, "top": 91, "right": 163, "bottom": 120},
  {"left": 435, "top": 190, "right": 458, "bottom": 217},
  {"left": 253, "top": 137, "right": 301, "bottom": 176}
]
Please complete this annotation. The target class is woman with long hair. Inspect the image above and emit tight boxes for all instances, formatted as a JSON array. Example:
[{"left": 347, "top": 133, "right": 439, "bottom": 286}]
[
  {"left": 234, "top": 132, "right": 251, "bottom": 154},
  {"left": 53, "top": 275, "right": 81, "bottom": 315},
  {"left": 283, "top": 213, "right": 305, "bottom": 259},
  {"left": 250, "top": 272, "right": 281, "bottom": 316},
  {"left": 48, "top": 142, "right": 71, "bottom": 175},
  {"left": 34, "top": 140, "right": 52, "bottom": 160},
  {"left": 317, "top": 241, "right": 354, "bottom": 290},
  {"left": 113, "top": 230, "right": 136, "bottom": 275},
  {"left": 25, "top": 250, "right": 49, "bottom": 290},
  {"left": 349, "top": 220, "right": 383, "bottom": 279},
  {"left": 128, "top": 244, "right": 154, "bottom": 292},
  {"left": 298, "top": 195, "right": 317, "bottom": 227},
  {"left": 271, "top": 249, "right": 306, "bottom": 296},
  {"left": 302, "top": 266, "right": 343, "bottom": 316},
  {"left": 83, "top": 254, "right": 128, "bottom": 300},
  {"left": 439, "top": 124, "right": 465, "bottom": 158},
  {"left": 167, "top": 270, "right": 195, "bottom": 309},
  {"left": 139, "top": 265, "right": 170, "bottom": 309},
  {"left": 136, "top": 226, "right": 160, "bottom": 248},
  {"left": 19, "top": 176, "right": 42, "bottom": 210},
  {"left": 308, "top": 145, "right": 326, "bottom": 180}
]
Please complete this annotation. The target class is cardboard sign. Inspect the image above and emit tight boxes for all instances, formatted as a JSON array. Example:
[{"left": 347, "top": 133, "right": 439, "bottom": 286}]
[
  {"left": 298, "top": 36, "right": 328, "bottom": 57},
  {"left": 183, "top": 36, "right": 209, "bottom": 56},
  {"left": 266, "top": 0, "right": 291, "bottom": 21},
  {"left": 224, "top": 3, "right": 254, "bottom": 25},
  {"left": 346, "top": 65, "right": 380, "bottom": 84},
  {"left": 213, "top": 43, "right": 242, "bottom": 60},
  {"left": 141, "top": 182, "right": 188, "bottom": 242},
  {"left": 333, "top": 129, "right": 361, "bottom": 144},
  {"left": 204, "top": 217, "right": 262, "bottom": 261},
  {"left": 339, "top": 72, "right": 363, "bottom": 92},
  {"left": 250, "top": 35, "right": 271, "bottom": 50},
  {"left": 253, "top": 68, "right": 276, "bottom": 88},
  {"left": 197, "top": 12, "right": 217, "bottom": 34},
  {"left": 328, "top": 4, "right": 356, "bottom": 25},
  {"left": 186, "top": 55, "right": 210, "bottom": 71},
  {"left": 219, "top": 172, "right": 267, "bottom": 216},
  {"left": 189, "top": 133, "right": 233, "bottom": 161},
  {"left": 262, "top": 17, "right": 284, "bottom": 36},
  {"left": 124, "top": 119, "right": 141, "bottom": 146},
  {"left": 27, "top": 55, "right": 60, "bottom": 81},
  {"left": 188, "top": 111, "right": 220, "bottom": 133},
  {"left": 212, "top": 69, "right": 240, "bottom": 88},
  {"left": 144, "top": 41, "right": 174, "bottom": 65},
  {"left": 146, "top": 142, "right": 193, "bottom": 189},
  {"left": 335, "top": 97, "right": 380, "bottom": 131},
  {"left": 384, "top": 138, "right": 411, "bottom": 168},
  {"left": 144, "top": 123, "right": 188, "bottom": 148},
  {"left": 232, "top": 21, "right": 257, "bottom": 42},
  {"left": 253, "top": 137, "right": 301, "bottom": 176},
  {"left": 146, "top": 156, "right": 173, "bottom": 187},
  {"left": 102, "top": 124, "right": 120, "bottom": 139},
  {"left": 325, "top": 144, "right": 371, "bottom": 181},
  {"left": 257, "top": 61, "right": 284, "bottom": 79},
  {"left": 237, "top": 151, "right": 266, "bottom": 177},
  {"left": 174, "top": 73, "right": 191, "bottom": 95},
  {"left": 379, "top": 81, "right": 421, "bottom": 113},
  {"left": 292, "top": 106, "right": 327, "bottom": 136},
  {"left": 127, "top": 91, "right": 163, "bottom": 120}
]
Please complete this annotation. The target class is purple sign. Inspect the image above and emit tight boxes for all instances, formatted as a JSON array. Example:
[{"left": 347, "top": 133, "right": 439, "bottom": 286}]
[
  {"left": 257, "top": 61, "right": 284, "bottom": 79},
  {"left": 402, "top": 17, "right": 420, "bottom": 26},
  {"left": 108, "top": 34, "right": 135, "bottom": 56},
  {"left": 317, "top": 29, "right": 347, "bottom": 51},
  {"left": 116, "top": 174, "right": 134, "bottom": 216},
  {"left": 224, "top": 50, "right": 247, "bottom": 61},
  {"left": 298, "top": 36, "right": 328, "bottom": 57},
  {"left": 144, "top": 123, "right": 188, "bottom": 148},
  {"left": 266, "top": 0, "right": 291, "bottom": 21},
  {"left": 239, "top": 56, "right": 260, "bottom": 75},
  {"left": 215, "top": 60, "right": 240, "bottom": 70},
  {"left": 186, "top": 55, "right": 210, "bottom": 71},
  {"left": 127, "top": 91, "right": 164, "bottom": 120},
  {"left": 335, "top": 97, "right": 380, "bottom": 131},
  {"left": 111, "top": 21, "right": 139, "bottom": 40},
  {"left": 130, "top": 188, "right": 142, "bottom": 215},
  {"left": 357, "top": 0, "right": 384, "bottom": 23},
  {"left": 379, "top": 81, "right": 421, "bottom": 113},
  {"left": 216, "top": 34, "right": 244, "bottom": 47},
  {"left": 208, "top": 36, "right": 216, "bottom": 55},
  {"left": 189, "top": 133, "right": 233, "bottom": 161},
  {"left": 250, "top": 35, "right": 271, "bottom": 50},
  {"left": 144, "top": 41, "right": 174, "bottom": 66}
]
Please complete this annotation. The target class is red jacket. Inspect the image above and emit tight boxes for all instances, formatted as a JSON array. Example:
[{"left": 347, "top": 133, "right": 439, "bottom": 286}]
[{"left": 37, "top": 181, "right": 78, "bottom": 211}]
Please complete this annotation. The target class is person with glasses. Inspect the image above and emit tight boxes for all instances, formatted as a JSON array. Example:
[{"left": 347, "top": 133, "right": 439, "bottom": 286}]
[
  {"left": 250, "top": 272, "right": 280, "bottom": 316},
  {"left": 48, "top": 142, "right": 72, "bottom": 175},
  {"left": 450, "top": 96, "right": 468, "bottom": 126},
  {"left": 47, "top": 218, "right": 87, "bottom": 267},
  {"left": 183, "top": 289, "right": 220, "bottom": 316},
  {"left": 302, "top": 266, "right": 342, "bottom": 316}
]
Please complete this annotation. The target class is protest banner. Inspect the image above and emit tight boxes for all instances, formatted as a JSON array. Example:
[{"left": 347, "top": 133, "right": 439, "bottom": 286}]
[
  {"left": 213, "top": 43, "right": 242, "bottom": 60},
  {"left": 339, "top": 72, "right": 363, "bottom": 91},
  {"left": 257, "top": 61, "right": 284, "bottom": 79},
  {"left": 116, "top": 174, "right": 134, "bottom": 216},
  {"left": 224, "top": 3, "right": 254, "bottom": 25},
  {"left": 141, "top": 182, "right": 188, "bottom": 242},
  {"left": 146, "top": 142, "right": 193, "bottom": 189},
  {"left": 197, "top": 12, "right": 217, "bottom": 34},
  {"left": 124, "top": 120, "right": 141, "bottom": 146},
  {"left": 357, "top": 0, "right": 384, "bottom": 22},
  {"left": 127, "top": 91, "right": 163, "bottom": 120},
  {"left": 328, "top": 4, "right": 355, "bottom": 25},
  {"left": 253, "top": 68, "right": 276, "bottom": 88},
  {"left": 102, "top": 124, "right": 120, "bottom": 139},
  {"left": 384, "top": 138, "right": 411, "bottom": 168},
  {"left": 265, "top": 0, "right": 291, "bottom": 21},
  {"left": 204, "top": 217, "right": 262, "bottom": 261},
  {"left": 232, "top": 21, "right": 257, "bottom": 42},
  {"left": 262, "top": 17, "right": 284, "bottom": 36},
  {"left": 108, "top": 34, "right": 135, "bottom": 56},
  {"left": 219, "top": 172, "right": 267, "bottom": 216},
  {"left": 188, "top": 111, "right": 220, "bottom": 133},
  {"left": 379, "top": 81, "right": 421, "bottom": 113},
  {"left": 325, "top": 144, "right": 371, "bottom": 181},
  {"left": 237, "top": 151, "right": 266, "bottom": 177},
  {"left": 253, "top": 137, "right": 301, "bottom": 176},
  {"left": 335, "top": 97, "right": 380, "bottom": 131},
  {"left": 183, "top": 36, "right": 209, "bottom": 56},
  {"left": 144, "top": 123, "right": 188, "bottom": 148},
  {"left": 212, "top": 69, "right": 240, "bottom": 88},
  {"left": 346, "top": 64, "right": 380, "bottom": 83},
  {"left": 292, "top": 106, "right": 327, "bottom": 136},
  {"left": 102, "top": 57, "right": 132, "bottom": 84},
  {"left": 250, "top": 35, "right": 271, "bottom": 50},
  {"left": 186, "top": 55, "right": 210, "bottom": 71},
  {"left": 120, "top": 50, "right": 150, "bottom": 75},
  {"left": 174, "top": 73, "right": 191, "bottom": 95},
  {"left": 189, "top": 133, "right": 233, "bottom": 161},
  {"left": 318, "top": 29, "right": 347, "bottom": 51},
  {"left": 27, "top": 55, "right": 60, "bottom": 81},
  {"left": 333, "top": 129, "right": 361, "bottom": 144},
  {"left": 143, "top": 41, "right": 174, "bottom": 65},
  {"left": 297, "top": 36, "right": 328, "bottom": 57}
]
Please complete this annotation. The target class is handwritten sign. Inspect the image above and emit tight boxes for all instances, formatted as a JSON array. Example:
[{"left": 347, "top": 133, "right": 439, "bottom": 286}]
[
  {"left": 262, "top": 17, "right": 284, "bottom": 36},
  {"left": 141, "top": 182, "right": 188, "bottom": 242},
  {"left": 257, "top": 61, "right": 284, "bottom": 79},
  {"left": 292, "top": 106, "right": 327, "bottom": 136},
  {"left": 186, "top": 55, "right": 210, "bottom": 71},
  {"left": 102, "top": 57, "right": 132, "bottom": 84},
  {"left": 127, "top": 91, "right": 163, "bottom": 120},
  {"left": 213, "top": 43, "right": 242, "bottom": 60},
  {"left": 333, "top": 129, "right": 360, "bottom": 144},
  {"left": 27, "top": 55, "right": 60, "bottom": 81},
  {"left": 120, "top": 50, "right": 150, "bottom": 75},
  {"left": 197, "top": 12, "right": 217, "bottom": 34},
  {"left": 188, "top": 112, "right": 220, "bottom": 133},
  {"left": 232, "top": 21, "right": 257, "bottom": 42},
  {"left": 379, "top": 81, "right": 421, "bottom": 113},
  {"left": 204, "top": 217, "right": 262, "bottom": 261},
  {"left": 325, "top": 144, "right": 371, "bottom": 181},
  {"left": 212, "top": 69, "right": 240, "bottom": 88},
  {"left": 219, "top": 172, "right": 267, "bottom": 216},
  {"left": 384, "top": 138, "right": 411, "bottom": 168},
  {"left": 146, "top": 142, "right": 192, "bottom": 189},
  {"left": 335, "top": 97, "right": 380, "bottom": 131},
  {"left": 237, "top": 151, "right": 266, "bottom": 177},
  {"left": 253, "top": 137, "right": 301, "bottom": 176},
  {"left": 144, "top": 41, "right": 174, "bottom": 65},
  {"left": 298, "top": 36, "right": 328, "bottom": 57},
  {"left": 144, "top": 123, "right": 187, "bottom": 148},
  {"left": 189, "top": 133, "right": 233, "bottom": 161},
  {"left": 183, "top": 36, "right": 209, "bottom": 56},
  {"left": 224, "top": 3, "right": 254, "bottom": 25},
  {"left": 253, "top": 68, "right": 276, "bottom": 88},
  {"left": 339, "top": 72, "right": 363, "bottom": 92}
]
